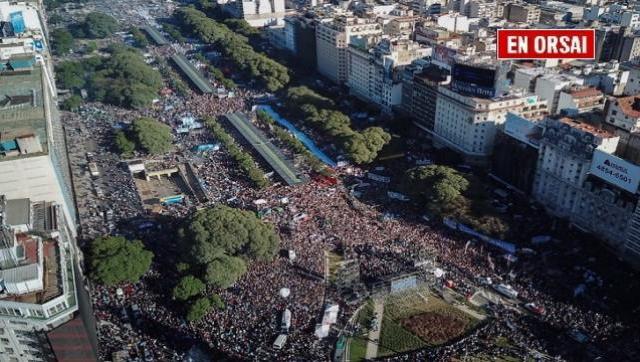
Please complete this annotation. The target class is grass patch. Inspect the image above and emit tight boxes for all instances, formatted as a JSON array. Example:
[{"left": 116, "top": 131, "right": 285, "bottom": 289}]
[
  {"left": 378, "top": 315, "right": 427, "bottom": 356},
  {"left": 327, "top": 251, "right": 344, "bottom": 283},
  {"left": 376, "top": 288, "right": 482, "bottom": 357},
  {"left": 348, "top": 336, "right": 368, "bottom": 362},
  {"left": 355, "top": 299, "right": 374, "bottom": 330}
]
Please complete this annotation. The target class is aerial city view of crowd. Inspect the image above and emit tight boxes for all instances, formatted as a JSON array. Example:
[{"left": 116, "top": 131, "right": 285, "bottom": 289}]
[{"left": 37, "top": 0, "right": 640, "bottom": 361}]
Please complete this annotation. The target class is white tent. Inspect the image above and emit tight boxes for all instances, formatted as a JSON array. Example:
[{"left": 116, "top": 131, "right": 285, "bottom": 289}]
[
  {"left": 321, "top": 304, "right": 339, "bottom": 325},
  {"left": 314, "top": 324, "right": 330, "bottom": 339},
  {"left": 279, "top": 288, "right": 290, "bottom": 298}
]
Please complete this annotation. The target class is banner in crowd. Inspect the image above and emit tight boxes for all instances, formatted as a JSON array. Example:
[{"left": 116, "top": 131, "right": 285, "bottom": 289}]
[{"left": 444, "top": 218, "right": 517, "bottom": 254}]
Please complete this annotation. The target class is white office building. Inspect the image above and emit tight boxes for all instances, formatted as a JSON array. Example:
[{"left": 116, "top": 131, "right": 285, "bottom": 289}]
[
  {"left": 532, "top": 117, "right": 619, "bottom": 218},
  {"left": 0, "top": 2, "right": 93, "bottom": 360},
  {"left": 0, "top": 196, "right": 79, "bottom": 361},
  {"left": 431, "top": 87, "right": 547, "bottom": 164},
  {"left": 315, "top": 16, "right": 382, "bottom": 84},
  {"left": 231, "top": 0, "right": 286, "bottom": 27},
  {"left": 347, "top": 38, "right": 429, "bottom": 112}
]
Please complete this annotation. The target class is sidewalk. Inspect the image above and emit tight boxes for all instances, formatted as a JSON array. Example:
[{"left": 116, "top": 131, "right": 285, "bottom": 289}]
[{"left": 365, "top": 299, "right": 384, "bottom": 359}]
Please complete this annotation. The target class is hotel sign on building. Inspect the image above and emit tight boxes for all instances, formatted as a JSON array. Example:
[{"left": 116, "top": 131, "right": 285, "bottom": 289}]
[{"left": 589, "top": 150, "right": 640, "bottom": 194}]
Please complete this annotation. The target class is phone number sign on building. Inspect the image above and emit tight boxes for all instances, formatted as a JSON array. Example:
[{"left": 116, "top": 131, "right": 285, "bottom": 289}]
[
  {"left": 589, "top": 150, "right": 640, "bottom": 194},
  {"left": 497, "top": 29, "right": 595, "bottom": 60}
]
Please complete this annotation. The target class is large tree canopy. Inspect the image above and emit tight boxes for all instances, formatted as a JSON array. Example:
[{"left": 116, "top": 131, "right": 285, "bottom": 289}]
[
  {"left": 186, "top": 297, "right": 211, "bottom": 322},
  {"left": 88, "top": 46, "right": 162, "bottom": 109},
  {"left": 342, "top": 127, "right": 392, "bottom": 164},
  {"left": 294, "top": 103, "right": 391, "bottom": 164},
  {"left": 402, "top": 165, "right": 510, "bottom": 237},
  {"left": 286, "top": 86, "right": 334, "bottom": 111},
  {"left": 89, "top": 236, "right": 153, "bottom": 286},
  {"left": 114, "top": 130, "right": 135, "bottom": 157},
  {"left": 55, "top": 61, "right": 85, "bottom": 89},
  {"left": 180, "top": 205, "right": 279, "bottom": 288},
  {"left": 172, "top": 275, "right": 205, "bottom": 301},
  {"left": 82, "top": 12, "right": 119, "bottom": 38},
  {"left": 402, "top": 165, "right": 470, "bottom": 206},
  {"left": 132, "top": 117, "right": 172, "bottom": 155},
  {"left": 204, "top": 255, "right": 246, "bottom": 288},
  {"left": 51, "top": 28, "right": 74, "bottom": 55},
  {"left": 175, "top": 7, "right": 289, "bottom": 91}
]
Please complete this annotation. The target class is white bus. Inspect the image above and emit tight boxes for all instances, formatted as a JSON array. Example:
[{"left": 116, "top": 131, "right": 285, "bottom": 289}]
[
  {"left": 494, "top": 283, "right": 519, "bottom": 299},
  {"left": 273, "top": 334, "right": 287, "bottom": 350},
  {"left": 88, "top": 162, "right": 100, "bottom": 177},
  {"left": 281, "top": 309, "right": 291, "bottom": 332}
]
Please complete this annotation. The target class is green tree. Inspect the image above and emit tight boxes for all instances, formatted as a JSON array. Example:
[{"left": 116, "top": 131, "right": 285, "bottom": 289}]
[
  {"left": 210, "top": 294, "right": 225, "bottom": 310},
  {"left": 85, "top": 41, "right": 98, "bottom": 54},
  {"left": 82, "top": 12, "right": 119, "bottom": 38},
  {"left": 162, "top": 23, "right": 186, "bottom": 43},
  {"left": 181, "top": 205, "right": 279, "bottom": 264},
  {"left": 51, "top": 28, "right": 74, "bottom": 55},
  {"left": 180, "top": 205, "right": 279, "bottom": 288},
  {"left": 114, "top": 130, "right": 135, "bottom": 157},
  {"left": 176, "top": 8, "right": 289, "bottom": 91},
  {"left": 402, "top": 165, "right": 470, "bottom": 205},
  {"left": 132, "top": 117, "right": 172, "bottom": 154},
  {"left": 172, "top": 275, "right": 206, "bottom": 301},
  {"left": 286, "top": 86, "right": 334, "bottom": 110},
  {"left": 61, "top": 94, "right": 82, "bottom": 111},
  {"left": 204, "top": 255, "right": 246, "bottom": 288},
  {"left": 130, "top": 27, "right": 149, "bottom": 48},
  {"left": 88, "top": 46, "right": 162, "bottom": 109},
  {"left": 186, "top": 297, "right": 212, "bottom": 322},
  {"left": 89, "top": 236, "right": 153, "bottom": 286},
  {"left": 223, "top": 18, "right": 260, "bottom": 38},
  {"left": 341, "top": 127, "right": 391, "bottom": 164},
  {"left": 55, "top": 61, "right": 85, "bottom": 89}
]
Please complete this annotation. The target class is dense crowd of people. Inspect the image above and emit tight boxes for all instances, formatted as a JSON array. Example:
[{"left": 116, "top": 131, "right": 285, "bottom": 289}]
[{"left": 59, "top": 28, "right": 640, "bottom": 362}]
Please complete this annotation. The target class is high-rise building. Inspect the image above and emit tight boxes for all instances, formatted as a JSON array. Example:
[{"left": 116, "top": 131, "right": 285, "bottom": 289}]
[
  {"left": 431, "top": 86, "right": 547, "bottom": 165},
  {"left": 403, "top": 64, "right": 450, "bottom": 132},
  {"left": 556, "top": 86, "right": 605, "bottom": 115},
  {"left": 465, "top": 0, "right": 495, "bottom": 19},
  {"left": 0, "top": 1, "right": 95, "bottom": 360},
  {"left": 505, "top": 2, "right": 541, "bottom": 23},
  {"left": 0, "top": 196, "right": 84, "bottom": 361},
  {"left": 315, "top": 16, "right": 382, "bottom": 84},
  {"left": 491, "top": 113, "right": 543, "bottom": 194},
  {"left": 283, "top": 15, "right": 317, "bottom": 71},
  {"left": 619, "top": 34, "right": 640, "bottom": 63},
  {"left": 232, "top": 0, "right": 286, "bottom": 27},
  {"left": 595, "top": 27, "right": 626, "bottom": 63},
  {"left": 347, "top": 37, "right": 429, "bottom": 112},
  {"left": 532, "top": 117, "right": 619, "bottom": 218}
]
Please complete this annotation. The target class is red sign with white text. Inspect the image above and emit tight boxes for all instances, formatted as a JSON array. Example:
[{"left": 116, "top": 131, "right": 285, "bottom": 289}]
[{"left": 496, "top": 29, "right": 595, "bottom": 60}]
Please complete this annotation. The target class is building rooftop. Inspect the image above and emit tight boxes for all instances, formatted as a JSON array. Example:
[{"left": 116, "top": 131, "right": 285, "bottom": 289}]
[
  {"left": 0, "top": 65, "right": 47, "bottom": 160},
  {"left": 566, "top": 87, "right": 603, "bottom": 99},
  {"left": 615, "top": 95, "right": 640, "bottom": 119},
  {"left": 4, "top": 198, "right": 30, "bottom": 226},
  {"left": 557, "top": 117, "right": 614, "bottom": 138},
  {"left": 47, "top": 316, "right": 98, "bottom": 362},
  {"left": 0, "top": 238, "right": 61, "bottom": 304}
]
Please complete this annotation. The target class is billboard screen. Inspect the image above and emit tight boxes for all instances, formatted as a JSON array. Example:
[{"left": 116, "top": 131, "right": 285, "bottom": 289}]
[
  {"left": 451, "top": 63, "right": 496, "bottom": 98},
  {"left": 589, "top": 150, "right": 640, "bottom": 193}
]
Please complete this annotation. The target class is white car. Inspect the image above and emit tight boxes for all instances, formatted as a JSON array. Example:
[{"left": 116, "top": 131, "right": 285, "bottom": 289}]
[{"left": 494, "top": 283, "right": 518, "bottom": 299}]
